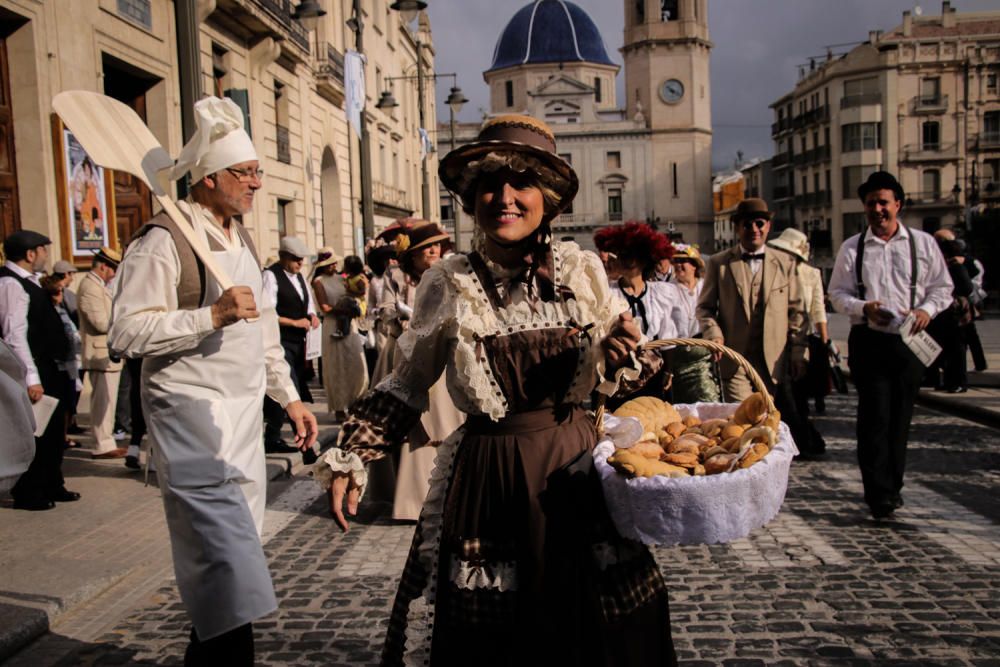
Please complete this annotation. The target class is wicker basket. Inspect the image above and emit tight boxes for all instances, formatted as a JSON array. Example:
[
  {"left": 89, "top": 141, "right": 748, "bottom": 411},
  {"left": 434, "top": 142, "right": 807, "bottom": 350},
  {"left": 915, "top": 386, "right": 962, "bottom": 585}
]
[{"left": 593, "top": 338, "right": 796, "bottom": 546}]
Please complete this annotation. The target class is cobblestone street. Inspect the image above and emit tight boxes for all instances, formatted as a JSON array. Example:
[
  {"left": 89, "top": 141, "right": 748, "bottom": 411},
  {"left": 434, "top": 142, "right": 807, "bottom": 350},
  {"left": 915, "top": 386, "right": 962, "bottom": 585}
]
[{"left": 4, "top": 385, "right": 998, "bottom": 666}]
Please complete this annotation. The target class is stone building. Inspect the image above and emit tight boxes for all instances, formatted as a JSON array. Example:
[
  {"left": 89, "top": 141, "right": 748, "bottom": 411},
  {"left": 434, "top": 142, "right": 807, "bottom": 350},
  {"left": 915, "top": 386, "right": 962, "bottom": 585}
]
[
  {"left": 0, "top": 0, "right": 440, "bottom": 267},
  {"left": 439, "top": 0, "right": 714, "bottom": 251},
  {"left": 769, "top": 1, "right": 1000, "bottom": 271}
]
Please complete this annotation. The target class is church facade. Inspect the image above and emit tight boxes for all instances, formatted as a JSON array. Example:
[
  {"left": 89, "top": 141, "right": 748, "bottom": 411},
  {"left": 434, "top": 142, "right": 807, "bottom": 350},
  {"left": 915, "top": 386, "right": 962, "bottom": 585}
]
[{"left": 439, "top": 0, "right": 714, "bottom": 250}]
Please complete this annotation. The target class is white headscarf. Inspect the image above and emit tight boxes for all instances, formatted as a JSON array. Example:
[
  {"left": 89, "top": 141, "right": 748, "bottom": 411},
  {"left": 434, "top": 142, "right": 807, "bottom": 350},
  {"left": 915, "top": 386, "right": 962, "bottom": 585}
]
[{"left": 169, "top": 96, "right": 258, "bottom": 182}]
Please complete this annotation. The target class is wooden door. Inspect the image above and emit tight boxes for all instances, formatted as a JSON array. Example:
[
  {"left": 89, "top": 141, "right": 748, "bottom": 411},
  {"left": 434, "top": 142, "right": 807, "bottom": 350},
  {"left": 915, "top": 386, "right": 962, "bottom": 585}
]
[
  {"left": 108, "top": 91, "right": 152, "bottom": 245},
  {"left": 0, "top": 35, "right": 20, "bottom": 240}
]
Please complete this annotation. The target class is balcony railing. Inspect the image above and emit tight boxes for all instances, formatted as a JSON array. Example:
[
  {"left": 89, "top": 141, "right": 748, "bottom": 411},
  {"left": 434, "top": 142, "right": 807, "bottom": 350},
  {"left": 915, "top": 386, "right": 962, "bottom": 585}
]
[
  {"left": 794, "top": 190, "right": 832, "bottom": 208},
  {"left": 969, "top": 131, "right": 1000, "bottom": 151},
  {"left": 315, "top": 43, "right": 345, "bottom": 104},
  {"left": 771, "top": 151, "right": 792, "bottom": 168},
  {"left": 773, "top": 185, "right": 793, "bottom": 200},
  {"left": 905, "top": 190, "right": 957, "bottom": 207},
  {"left": 912, "top": 94, "right": 948, "bottom": 113},
  {"left": 975, "top": 177, "right": 999, "bottom": 200},
  {"left": 840, "top": 93, "right": 882, "bottom": 109},
  {"left": 373, "top": 181, "right": 409, "bottom": 210},
  {"left": 771, "top": 117, "right": 793, "bottom": 137},
  {"left": 899, "top": 142, "right": 959, "bottom": 162},
  {"left": 792, "top": 105, "right": 830, "bottom": 129},
  {"left": 794, "top": 145, "right": 832, "bottom": 166},
  {"left": 276, "top": 124, "right": 291, "bottom": 164}
]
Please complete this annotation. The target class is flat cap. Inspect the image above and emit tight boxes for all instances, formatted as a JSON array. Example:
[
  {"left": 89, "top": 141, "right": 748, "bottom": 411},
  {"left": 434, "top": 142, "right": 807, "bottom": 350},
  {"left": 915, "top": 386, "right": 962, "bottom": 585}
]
[
  {"left": 278, "top": 236, "right": 310, "bottom": 259},
  {"left": 52, "top": 260, "right": 77, "bottom": 274},
  {"left": 3, "top": 230, "right": 52, "bottom": 258}
]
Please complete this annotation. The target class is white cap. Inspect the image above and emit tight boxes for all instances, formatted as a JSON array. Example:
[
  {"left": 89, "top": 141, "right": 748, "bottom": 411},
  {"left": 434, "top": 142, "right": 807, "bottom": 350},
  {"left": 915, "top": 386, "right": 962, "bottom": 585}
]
[
  {"left": 169, "top": 96, "right": 258, "bottom": 182},
  {"left": 279, "top": 236, "right": 310, "bottom": 259}
]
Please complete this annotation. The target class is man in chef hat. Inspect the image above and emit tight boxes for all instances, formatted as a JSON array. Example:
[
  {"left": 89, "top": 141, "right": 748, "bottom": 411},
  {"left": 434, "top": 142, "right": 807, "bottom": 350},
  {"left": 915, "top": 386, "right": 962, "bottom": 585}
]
[{"left": 109, "top": 96, "right": 318, "bottom": 665}]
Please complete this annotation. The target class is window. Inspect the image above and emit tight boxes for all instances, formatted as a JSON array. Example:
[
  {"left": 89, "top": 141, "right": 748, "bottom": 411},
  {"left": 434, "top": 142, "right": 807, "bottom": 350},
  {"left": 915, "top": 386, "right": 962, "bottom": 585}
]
[
  {"left": 594, "top": 77, "right": 602, "bottom": 104},
  {"left": 988, "top": 73, "right": 998, "bottom": 95},
  {"left": 672, "top": 163, "right": 678, "bottom": 197},
  {"left": 844, "top": 76, "right": 878, "bottom": 97},
  {"left": 985, "top": 111, "right": 1000, "bottom": 142},
  {"left": 842, "top": 122, "right": 881, "bottom": 151},
  {"left": 921, "top": 77, "right": 941, "bottom": 105},
  {"left": 842, "top": 165, "right": 879, "bottom": 198},
  {"left": 661, "top": 0, "right": 678, "bottom": 21},
  {"left": 212, "top": 44, "right": 228, "bottom": 98},
  {"left": 922, "top": 121, "right": 940, "bottom": 150},
  {"left": 813, "top": 172, "right": 820, "bottom": 194},
  {"left": 635, "top": 0, "right": 644, "bottom": 23},
  {"left": 923, "top": 169, "right": 941, "bottom": 198},
  {"left": 824, "top": 126, "right": 830, "bottom": 147},
  {"left": 843, "top": 212, "right": 866, "bottom": 234},
  {"left": 608, "top": 188, "right": 623, "bottom": 220},
  {"left": 277, "top": 198, "right": 292, "bottom": 236},
  {"left": 505, "top": 81, "right": 514, "bottom": 108},
  {"left": 825, "top": 169, "right": 831, "bottom": 193},
  {"left": 606, "top": 151, "right": 621, "bottom": 170},
  {"left": 274, "top": 80, "right": 290, "bottom": 164}
]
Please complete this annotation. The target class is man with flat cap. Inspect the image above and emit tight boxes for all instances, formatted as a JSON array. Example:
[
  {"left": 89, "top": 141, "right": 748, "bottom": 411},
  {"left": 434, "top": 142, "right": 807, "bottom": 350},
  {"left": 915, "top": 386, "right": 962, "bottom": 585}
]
[
  {"left": 108, "top": 96, "right": 317, "bottom": 664},
  {"left": 261, "top": 234, "right": 319, "bottom": 453},
  {"left": 0, "top": 230, "right": 76, "bottom": 510},
  {"left": 829, "top": 171, "right": 953, "bottom": 519},
  {"left": 78, "top": 246, "right": 126, "bottom": 458}
]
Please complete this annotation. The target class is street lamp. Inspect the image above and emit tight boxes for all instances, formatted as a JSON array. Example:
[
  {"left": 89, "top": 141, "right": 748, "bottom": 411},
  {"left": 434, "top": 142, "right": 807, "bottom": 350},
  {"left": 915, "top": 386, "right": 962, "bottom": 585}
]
[
  {"left": 291, "top": 0, "right": 326, "bottom": 32},
  {"left": 375, "top": 74, "right": 468, "bottom": 244},
  {"left": 389, "top": 0, "right": 432, "bottom": 219},
  {"left": 347, "top": 0, "right": 376, "bottom": 245}
]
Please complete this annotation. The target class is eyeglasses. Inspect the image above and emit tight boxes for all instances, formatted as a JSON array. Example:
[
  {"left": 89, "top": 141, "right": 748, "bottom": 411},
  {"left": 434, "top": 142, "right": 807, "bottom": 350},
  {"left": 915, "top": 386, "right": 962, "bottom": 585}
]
[
  {"left": 225, "top": 167, "right": 265, "bottom": 183},
  {"left": 741, "top": 218, "right": 768, "bottom": 230}
]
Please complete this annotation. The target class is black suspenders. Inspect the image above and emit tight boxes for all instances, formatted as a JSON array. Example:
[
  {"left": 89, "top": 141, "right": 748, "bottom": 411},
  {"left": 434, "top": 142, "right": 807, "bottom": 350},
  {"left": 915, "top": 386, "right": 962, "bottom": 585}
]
[{"left": 855, "top": 227, "right": 918, "bottom": 310}]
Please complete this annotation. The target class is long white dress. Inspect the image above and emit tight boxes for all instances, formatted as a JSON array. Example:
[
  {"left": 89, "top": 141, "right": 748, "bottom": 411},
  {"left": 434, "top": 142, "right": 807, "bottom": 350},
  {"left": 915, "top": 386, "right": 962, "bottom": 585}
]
[
  {"left": 109, "top": 200, "right": 298, "bottom": 640},
  {"left": 316, "top": 274, "right": 368, "bottom": 412}
]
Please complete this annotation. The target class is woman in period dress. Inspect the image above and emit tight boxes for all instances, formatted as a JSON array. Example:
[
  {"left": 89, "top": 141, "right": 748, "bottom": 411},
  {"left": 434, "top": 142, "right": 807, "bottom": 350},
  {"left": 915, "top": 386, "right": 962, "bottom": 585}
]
[
  {"left": 312, "top": 249, "right": 368, "bottom": 422},
  {"left": 317, "top": 115, "right": 676, "bottom": 666},
  {"left": 594, "top": 222, "right": 693, "bottom": 409},
  {"left": 669, "top": 243, "right": 721, "bottom": 403}
]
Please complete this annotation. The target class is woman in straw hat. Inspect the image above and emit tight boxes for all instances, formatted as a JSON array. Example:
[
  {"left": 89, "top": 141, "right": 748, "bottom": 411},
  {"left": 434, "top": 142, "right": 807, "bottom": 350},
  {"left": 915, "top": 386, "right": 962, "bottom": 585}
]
[
  {"left": 316, "top": 115, "right": 675, "bottom": 665},
  {"left": 312, "top": 248, "right": 368, "bottom": 422},
  {"left": 669, "top": 242, "right": 721, "bottom": 403}
]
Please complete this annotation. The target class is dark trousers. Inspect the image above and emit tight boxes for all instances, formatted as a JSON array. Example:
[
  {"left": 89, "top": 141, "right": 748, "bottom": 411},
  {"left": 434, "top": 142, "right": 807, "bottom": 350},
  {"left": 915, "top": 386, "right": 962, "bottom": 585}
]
[
  {"left": 127, "top": 358, "right": 146, "bottom": 446},
  {"left": 185, "top": 623, "right": 253, "bottom": 666},
  {"left": 12, "top": 362, "right": 68, "bottom": 501},
  {"left": 847, "top": 326, "right": 924, "bottom": 507},
  {"left": 263, "top": 339, "right": 309, "bottom": 444},
  {"left": 965, "top": 321, "right": 987, "bottom": 371}
]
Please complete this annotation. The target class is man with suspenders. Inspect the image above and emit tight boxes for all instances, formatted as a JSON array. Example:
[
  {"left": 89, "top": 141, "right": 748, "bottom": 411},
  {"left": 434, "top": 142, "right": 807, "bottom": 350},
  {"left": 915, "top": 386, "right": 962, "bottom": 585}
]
[{"left": 828, "top": 171, "right": 953, "bottom": 520}]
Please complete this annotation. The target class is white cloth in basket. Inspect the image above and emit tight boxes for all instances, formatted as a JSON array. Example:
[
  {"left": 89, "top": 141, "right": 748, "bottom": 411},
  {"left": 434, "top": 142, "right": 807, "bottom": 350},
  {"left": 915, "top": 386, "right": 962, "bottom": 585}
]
[{"left": 595, "top": 402, "right": 799, "bottom": 546}]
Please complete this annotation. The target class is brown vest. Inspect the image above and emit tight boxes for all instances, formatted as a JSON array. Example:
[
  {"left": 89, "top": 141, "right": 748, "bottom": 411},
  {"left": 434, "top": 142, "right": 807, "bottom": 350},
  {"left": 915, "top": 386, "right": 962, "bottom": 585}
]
[{"left": 130, "top": 211, "right": 261, "bottom": 310}]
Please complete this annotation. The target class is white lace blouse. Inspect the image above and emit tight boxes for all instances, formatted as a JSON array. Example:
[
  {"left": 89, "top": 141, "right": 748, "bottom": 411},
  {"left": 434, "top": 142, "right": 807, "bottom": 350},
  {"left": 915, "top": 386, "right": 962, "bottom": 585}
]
[{"left": 377, "top": 241, "right": 634, "bottom": 422}]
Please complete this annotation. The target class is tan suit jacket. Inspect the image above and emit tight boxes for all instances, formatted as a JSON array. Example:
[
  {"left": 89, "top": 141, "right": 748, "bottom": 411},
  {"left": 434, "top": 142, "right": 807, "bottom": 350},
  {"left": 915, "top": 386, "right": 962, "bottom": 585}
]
[
  {"left": 78, "top": 271, "right": 122, "bottom": 372},
  {"left": 696, "top": 245, "right": 806, "bottom": 384}
]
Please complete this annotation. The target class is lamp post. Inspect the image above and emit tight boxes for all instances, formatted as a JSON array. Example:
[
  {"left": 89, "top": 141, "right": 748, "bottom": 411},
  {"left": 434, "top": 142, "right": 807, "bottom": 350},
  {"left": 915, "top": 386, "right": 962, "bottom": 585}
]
[
  {"left": 389, "top": 0, "right": 431, "bottom": 218},
  {"left": 345, "top": 0, "right": 376, "bottom": 244},
  {"left": 375, "top": 74, "right": 467, "bottom": 245}
]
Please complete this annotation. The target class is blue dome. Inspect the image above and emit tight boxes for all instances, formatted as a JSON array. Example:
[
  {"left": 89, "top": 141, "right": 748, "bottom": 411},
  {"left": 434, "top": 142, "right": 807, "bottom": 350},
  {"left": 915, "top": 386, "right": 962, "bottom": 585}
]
[{"left": 489, "top": 0, "right": 615, "bottom": 72}]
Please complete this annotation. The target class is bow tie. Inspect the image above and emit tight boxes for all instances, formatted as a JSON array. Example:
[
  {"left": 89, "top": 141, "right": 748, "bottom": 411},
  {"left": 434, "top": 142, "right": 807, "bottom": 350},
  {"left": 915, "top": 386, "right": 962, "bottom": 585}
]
[{"left": 741, "top": 252, "right": 765, "bottom": 262}]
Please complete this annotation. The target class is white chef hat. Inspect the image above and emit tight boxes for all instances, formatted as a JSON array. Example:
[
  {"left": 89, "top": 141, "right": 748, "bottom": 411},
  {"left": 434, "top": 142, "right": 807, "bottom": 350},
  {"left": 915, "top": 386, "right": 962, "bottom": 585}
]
[{"left": 169, "top": 96, "right": 258, "bottom": 182}]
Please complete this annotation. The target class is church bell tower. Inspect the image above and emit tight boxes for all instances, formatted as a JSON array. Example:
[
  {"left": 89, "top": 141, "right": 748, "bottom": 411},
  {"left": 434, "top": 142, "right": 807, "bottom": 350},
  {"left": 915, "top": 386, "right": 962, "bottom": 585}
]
[{"left": 622, "top": 0, "right": 713, "bottom": 245}]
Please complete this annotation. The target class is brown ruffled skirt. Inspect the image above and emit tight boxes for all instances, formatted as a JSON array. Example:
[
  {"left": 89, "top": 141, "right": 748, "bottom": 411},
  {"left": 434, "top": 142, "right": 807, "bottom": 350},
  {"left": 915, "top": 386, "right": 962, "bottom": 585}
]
[{"left": 382, "top": 406, "right": 676, "bottom": 667}]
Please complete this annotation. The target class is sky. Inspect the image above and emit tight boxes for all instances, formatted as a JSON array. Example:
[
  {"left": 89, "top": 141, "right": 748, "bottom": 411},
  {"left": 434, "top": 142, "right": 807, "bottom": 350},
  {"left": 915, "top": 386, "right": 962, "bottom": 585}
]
[{"left": 424, "top": 0, "right": 999, "bottom": 171}]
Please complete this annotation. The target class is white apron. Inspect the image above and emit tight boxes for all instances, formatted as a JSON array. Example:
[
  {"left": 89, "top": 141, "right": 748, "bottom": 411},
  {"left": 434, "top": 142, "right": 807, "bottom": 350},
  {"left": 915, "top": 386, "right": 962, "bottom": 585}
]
[{"left": 145, "top": 229, "right": 275, "bottom": 640}]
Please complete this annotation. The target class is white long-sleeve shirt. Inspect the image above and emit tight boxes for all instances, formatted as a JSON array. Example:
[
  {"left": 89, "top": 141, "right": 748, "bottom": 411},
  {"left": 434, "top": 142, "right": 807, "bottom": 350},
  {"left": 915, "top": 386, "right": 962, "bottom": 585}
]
[
  {"left": 828, "top": 223, "right": 953, "bottom": 335},
  {"left": 261, "top": 267, "right": 317, "bottom": 318},
  {"left": 611, "top": 280, "right": 689, "bottom": 341},
  {"left": 0, "top": 261, "right": 41, "bottom": 386}
]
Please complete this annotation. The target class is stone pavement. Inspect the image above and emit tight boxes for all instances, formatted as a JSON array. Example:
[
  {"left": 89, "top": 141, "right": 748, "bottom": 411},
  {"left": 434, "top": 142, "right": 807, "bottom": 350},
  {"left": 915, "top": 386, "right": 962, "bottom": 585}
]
[{"left": 4, "top": 388, "right": 999, "bottom": 665}]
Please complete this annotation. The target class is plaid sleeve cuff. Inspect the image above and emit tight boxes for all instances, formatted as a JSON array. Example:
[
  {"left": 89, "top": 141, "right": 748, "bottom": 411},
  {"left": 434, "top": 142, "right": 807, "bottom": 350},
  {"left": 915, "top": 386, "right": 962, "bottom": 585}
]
[{"left": 336, "top": 389, "right": 423, "bottom": 462}]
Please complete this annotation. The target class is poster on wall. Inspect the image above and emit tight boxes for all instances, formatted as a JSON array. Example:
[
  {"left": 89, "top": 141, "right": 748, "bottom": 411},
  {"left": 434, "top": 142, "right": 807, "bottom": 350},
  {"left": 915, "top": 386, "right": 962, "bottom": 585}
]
[{"left": 51, "top": 115, "right": 117, "bottom": 265}]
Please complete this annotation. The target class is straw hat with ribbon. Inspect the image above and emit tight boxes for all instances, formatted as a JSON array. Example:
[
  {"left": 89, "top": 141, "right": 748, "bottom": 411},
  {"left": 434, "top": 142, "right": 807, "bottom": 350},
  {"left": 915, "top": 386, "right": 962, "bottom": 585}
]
[
  {"left": 394, "top": 220, "right": 451, "bottom": 258},
  {"left": 313, "top": 246, "right": 341, "bottom": 271},
  {"left": 671, "top": 242, "right": 705, "bottom": 271}
]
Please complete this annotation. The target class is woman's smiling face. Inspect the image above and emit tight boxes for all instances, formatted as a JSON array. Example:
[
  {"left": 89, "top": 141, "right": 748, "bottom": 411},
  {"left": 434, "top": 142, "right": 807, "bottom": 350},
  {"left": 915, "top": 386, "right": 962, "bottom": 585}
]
[{"left": 473, "top": 167, "right": 547, "bottom": 246}]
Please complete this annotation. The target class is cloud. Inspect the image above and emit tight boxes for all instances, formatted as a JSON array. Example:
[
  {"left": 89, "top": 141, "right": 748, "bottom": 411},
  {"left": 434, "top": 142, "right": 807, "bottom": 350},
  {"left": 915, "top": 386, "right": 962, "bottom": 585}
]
[{"left": 427, "top": 0, "right": 1000, "bottom": 170}]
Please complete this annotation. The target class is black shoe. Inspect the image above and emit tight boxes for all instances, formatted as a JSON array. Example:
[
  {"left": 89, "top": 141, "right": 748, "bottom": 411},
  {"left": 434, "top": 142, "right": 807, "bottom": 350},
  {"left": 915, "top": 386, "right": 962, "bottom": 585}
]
[
  {"left": 870, "top": 501, "right": 895, "bottom": 519},
  {"left": 795, "top": 450, "right": 826, "bottom": 461},
  {"left": 13, "top": 496, "right": 56, "bottom": 511},
  {"left": 946, "top": 386, "right": 968, "bottom": 394},
  {"left": 264, "top": 440, "right": 299, "bottom": 454},
  {"left": 125, "top": 455, "right": 141, "bottom": 470},
  {"left": 67, "top": 424, "right": 85, "bottom": 435},
  {"left": 889, "top": 493, "right": 904, "bottom": 509},
  {"left": 49, "top": 488, "right": 81, "bottom": 502}
]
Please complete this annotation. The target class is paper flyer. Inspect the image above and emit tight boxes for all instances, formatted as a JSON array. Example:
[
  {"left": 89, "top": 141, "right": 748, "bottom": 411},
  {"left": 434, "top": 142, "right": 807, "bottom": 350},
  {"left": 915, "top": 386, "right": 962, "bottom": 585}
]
[
  {"left": 900, "top": 312, "right": 942, "bottom": 367},
  {"left": 31, "top": 394, "right": 59, "bottom": 437},
  {"left": 306, "top": 325, "right": 322, "bottom": 361}
]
